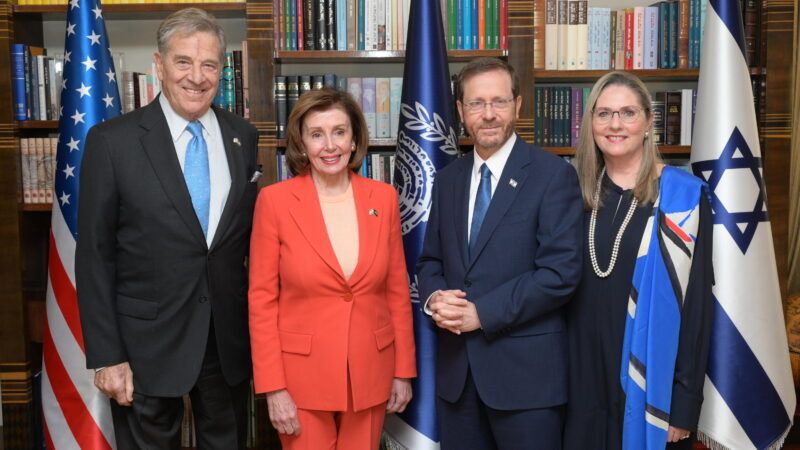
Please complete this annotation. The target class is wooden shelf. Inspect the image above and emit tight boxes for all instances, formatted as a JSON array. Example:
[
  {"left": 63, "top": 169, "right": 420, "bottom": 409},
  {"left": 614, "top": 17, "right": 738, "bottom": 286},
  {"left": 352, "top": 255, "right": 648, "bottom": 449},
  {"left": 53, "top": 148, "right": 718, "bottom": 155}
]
[
  {"left": 20, "top": 203, "right": 52, "bottom": 212},
  {"left": 14, "top": 2, "right": 245, "bottom": 18},
  {"left": 275, "top": 137, "right": 476, "bottom": 147},
  {"left": 18, "top": 120, "right": 58, "bottom": 130},
  {"left": 534, "top": 69, "right": 701, "bottom": 82},
  {"left": 542, "top": 145, "right": 691, "bottom": 156},
  {"left": 275, "top": 49, "right": 507, "bottom": 63}
]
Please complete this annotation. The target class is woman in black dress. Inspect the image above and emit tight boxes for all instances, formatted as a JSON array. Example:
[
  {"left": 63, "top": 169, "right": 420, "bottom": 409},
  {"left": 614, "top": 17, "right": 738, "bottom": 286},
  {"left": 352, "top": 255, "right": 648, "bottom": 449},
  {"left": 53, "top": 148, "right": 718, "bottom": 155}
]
[{"left": 564, "top": 71, "right": 713, "bottom": 450}]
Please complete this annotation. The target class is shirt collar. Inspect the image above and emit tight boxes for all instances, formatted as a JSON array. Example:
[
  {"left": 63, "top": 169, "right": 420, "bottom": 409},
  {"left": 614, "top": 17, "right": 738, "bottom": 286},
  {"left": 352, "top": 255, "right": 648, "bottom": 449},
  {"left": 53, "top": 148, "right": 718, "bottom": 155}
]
[
  {"left": 472, "top": 133, "right": 516, "bottom": 179},
  {"left": 159, "top": 94, "right": 217, "bottom": 143}
]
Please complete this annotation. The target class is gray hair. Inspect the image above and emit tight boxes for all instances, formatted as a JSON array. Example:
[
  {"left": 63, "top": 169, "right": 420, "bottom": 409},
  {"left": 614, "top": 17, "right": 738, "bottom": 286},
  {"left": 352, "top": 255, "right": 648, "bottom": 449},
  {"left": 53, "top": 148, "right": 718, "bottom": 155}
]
[{"left": 157, "top": 8, "right": 226, "bottom": 61}]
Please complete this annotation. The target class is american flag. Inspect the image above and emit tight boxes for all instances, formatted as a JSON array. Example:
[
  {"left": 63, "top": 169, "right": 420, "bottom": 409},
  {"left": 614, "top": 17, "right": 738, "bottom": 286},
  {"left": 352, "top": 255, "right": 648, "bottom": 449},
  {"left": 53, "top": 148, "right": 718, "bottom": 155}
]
[
  {"left": 690, "top": 0, "right": 795, "bottom": 447},
  {"left": 42, "top": 0, "right": 121, "bottom": 446}
]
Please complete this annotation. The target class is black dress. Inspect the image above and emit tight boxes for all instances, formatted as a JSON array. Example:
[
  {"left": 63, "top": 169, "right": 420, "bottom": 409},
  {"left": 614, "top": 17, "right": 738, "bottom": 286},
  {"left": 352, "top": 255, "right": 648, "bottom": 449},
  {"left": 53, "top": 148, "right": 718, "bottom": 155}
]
[{"left": 563, "top": 174, "right": 713, "bottom": 450}]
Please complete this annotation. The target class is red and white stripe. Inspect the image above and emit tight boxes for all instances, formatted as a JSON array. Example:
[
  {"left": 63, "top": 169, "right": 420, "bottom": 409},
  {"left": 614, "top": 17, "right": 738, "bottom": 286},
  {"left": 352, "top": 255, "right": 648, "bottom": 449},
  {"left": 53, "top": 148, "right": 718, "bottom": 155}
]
[{"left": 42, "top": 203, "right": 116, "bottom": 449}]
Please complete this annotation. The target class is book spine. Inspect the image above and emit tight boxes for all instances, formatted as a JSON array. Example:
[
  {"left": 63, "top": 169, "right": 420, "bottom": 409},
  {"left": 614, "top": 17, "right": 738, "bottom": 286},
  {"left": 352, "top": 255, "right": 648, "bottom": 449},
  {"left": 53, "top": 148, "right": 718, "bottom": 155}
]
[
  {"left": 304, "top": 0, "right": 315, "bottom": 49},
  {"left": 743, "top": 0, "right": 757, "bottom": 66},
  {"left": 533, "top": 0, "right": 545, "bottom": 67},
  {"left": 36, "top": 55, "right": 46, "bottom": 120},
  {"left": 338, "top": 0, "right": 347, "bottom": 49},
  {"left": 11, "top": 44, "right": 27, "bottom": 120},
  {"left": 544, "top": 0, "right": 558, "bottom": 69},
  {"left": 677, "top": 0, "right": 689, "bottom": 68},
  {"left": 571, "top": 87, "right": 582, "bottom": 147},
  {"left": 669, "top": 0, "right": 678, "bottom": 68},
  {"left": 652, "top": 91, "right": 666, "bottom": 145},
  {"left": 471, "top": 0, "right": 478, "bottom": 49},
  {"left": 644, "top": 6, "right": 658, "bottom": 69},
  {"left": 448, "top": 0, "right": 457, "bottom": 48},
  {"left": 633, "top": 6, "right": 644, "bottom": 69},
  {"left": 297, "top": 0, "right": 304, "bottom": 50},
  {"left": 35, "top": 138, "right": 46, "bottom": 203},
  {"left": 224, "top": 53, "right": 235, "bottom": 112},
  {"left": 361, "top": 77, "right": 377, "bottom": 138},
  {"left": 242, "top": 41, "right": 250, "bottom": 119},
  {"left": 358, "top": 0, "right": 365, "bottom": 49},
  {"left": 45, "top": 137, "right": 55, "bottom": 204},
  {"left": 299, "top": 75, "right": 312, "bottom": 95},
  {"left": 557, "top": 0, "right": 568, "bottom": 69},
  {"left": 478, "top": 0, "right": 486, "bottom": 49},
  {"left": 567, "top": 0, "right": 578, "bottom": 69},
  {"left": 624, "top": 8, "right": 633, "bottom": 69},
  {"left": 665, "top": 90, "right": 681, "bottom": 145},
  {"left": 20, "top": 138, "right": 31, "bottom": 204},
  {"left": 601, "top": 8, "right": 611, "bottom": 69},
  {"left": 347, "top": 0, "right": 357, "bottom": 50},
  {"left": 614, "top": 9, "right": 625, "bottom": 69},
  {"left": 376, "top": 0, "right": 385, "bottom": 49},
  {"left": 576, "top": 0, "right": 588, "bottom": 69},
  {"left": 287, "top": 75, "right": 300, "bottom": 117},
  {"left": 347, "top": 77, "right": 362, "bottom": 106},
  {"left": 327, "top": 0, "right": 336, "bottom": 49},
  {"left": 318, "top": 0, "right": 327, "bottom": 49},
  {"left": 499, "top": 0, "right": 507, "bottom": 48},
  {"left": 659, "top": 1, "right": 670, "bottom": 68},
  {"left": 390, "top": 77, "right": 402, "bottom": 138},
  {"left": 275, "top": 76, "right": 288, "bottom": 139},
  {"left": 376, "top": 78, "right": 391, "bottom": 138},
  {"left": 233, "top": 50, "right": 244, "bottom": 116}
]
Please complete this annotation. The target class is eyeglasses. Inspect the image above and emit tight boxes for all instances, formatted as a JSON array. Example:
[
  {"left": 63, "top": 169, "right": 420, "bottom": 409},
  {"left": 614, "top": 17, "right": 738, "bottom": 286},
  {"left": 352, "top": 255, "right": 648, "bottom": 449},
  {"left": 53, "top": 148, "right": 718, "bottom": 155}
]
[
  {"left": 591, "top": 106, "right": 646, "bottom": 124},
  {"left": 462, "top": 98, "right": 516, "bottom": 113}
]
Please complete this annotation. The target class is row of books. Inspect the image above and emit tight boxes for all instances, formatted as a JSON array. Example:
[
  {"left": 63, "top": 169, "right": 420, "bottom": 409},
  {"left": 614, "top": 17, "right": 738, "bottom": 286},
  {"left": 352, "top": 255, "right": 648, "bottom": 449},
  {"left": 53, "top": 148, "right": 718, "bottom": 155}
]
[
  {"left": 274, "top": 0, "right": 410, "bottom": 51},
  {"left": 15, "top": 0, "right": 244, "bottom": 4},
  {"left": 17, "top": 137, "right": 57, "bottom": 205},
  {"left": 275, "top": 75, "right": 403, "bottom": 140},
  {"left": 532, "top": 86, "right": 696, "bottom": 148},
  {"left": 539, "top": 0, "right": 706, "bottom": 71},
  {"left": 11, "top": 44, "right": 64, "bottom": 121},
  {"left": 276, "top": 150, "right": 396, "bottom": 182},
  {"left": 533, "top": 0, "right": 760, "bottom": 69},
  {"left": 274, "top": 0, "right": 508, "bottom": 51}
]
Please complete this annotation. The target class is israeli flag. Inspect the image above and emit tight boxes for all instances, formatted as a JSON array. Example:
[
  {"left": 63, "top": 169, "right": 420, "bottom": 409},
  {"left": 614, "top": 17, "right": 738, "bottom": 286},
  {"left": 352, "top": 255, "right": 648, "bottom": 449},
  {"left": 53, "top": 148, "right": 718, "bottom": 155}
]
[
  {"left": 383, "top": 0, "right": 458, "bottom": 447},
  {"left": 690, "top": 0, "right": 796, "bottom": 447}
]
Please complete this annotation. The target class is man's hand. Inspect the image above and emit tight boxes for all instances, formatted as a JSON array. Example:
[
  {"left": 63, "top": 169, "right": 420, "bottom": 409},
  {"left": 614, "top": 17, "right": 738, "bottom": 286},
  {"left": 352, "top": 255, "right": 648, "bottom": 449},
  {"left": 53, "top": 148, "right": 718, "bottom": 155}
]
[
  {"left": 386, "top": 378, "right": 413, "bottom": 413},
  {"left": 266, "top": 389, "right": 301, "bottom": 436},
  {"left": 94, "top": 362, "right": 134, "bottom": 406},
  {"left": 429, "top": 290, "right": 481, "bottom": 334},
  {"left": 667, "top": 425, "right": 690, "bottom": 442}
]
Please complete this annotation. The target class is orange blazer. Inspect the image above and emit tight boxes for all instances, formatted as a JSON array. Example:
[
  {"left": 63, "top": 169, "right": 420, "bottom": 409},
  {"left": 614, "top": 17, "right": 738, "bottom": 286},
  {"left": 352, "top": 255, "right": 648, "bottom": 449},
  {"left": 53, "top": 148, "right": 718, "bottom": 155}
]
[{"left": 248, "top": 172, "right": 417, "bottom": 412}]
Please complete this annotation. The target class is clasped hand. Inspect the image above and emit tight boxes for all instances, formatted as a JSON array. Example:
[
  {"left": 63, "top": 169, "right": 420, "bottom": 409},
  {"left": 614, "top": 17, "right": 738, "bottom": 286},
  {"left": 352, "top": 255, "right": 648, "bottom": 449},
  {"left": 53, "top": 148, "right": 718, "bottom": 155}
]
[{"left": 429, "top": 290, "right": 481, "bottom": 334}]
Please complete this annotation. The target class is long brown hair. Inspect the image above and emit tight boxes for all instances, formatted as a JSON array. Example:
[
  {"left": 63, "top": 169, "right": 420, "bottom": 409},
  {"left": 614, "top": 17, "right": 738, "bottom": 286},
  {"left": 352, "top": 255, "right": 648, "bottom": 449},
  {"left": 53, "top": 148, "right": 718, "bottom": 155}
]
[{"left": 574, "top": 71, "right": 661, "bottom": 209}]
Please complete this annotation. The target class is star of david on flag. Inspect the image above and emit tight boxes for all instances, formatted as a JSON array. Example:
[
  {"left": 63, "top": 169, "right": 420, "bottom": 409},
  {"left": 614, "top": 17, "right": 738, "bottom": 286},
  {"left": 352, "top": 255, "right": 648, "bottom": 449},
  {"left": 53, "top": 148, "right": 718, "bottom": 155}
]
[
  {"left": 690, "top": 0, "right": 795, "bottom": 447},
  {"left": 382, "top": 0, "right": 458, "bottom": 447},
  {"left": 42, "top": 0, "right": 121, "bottom": 446}
]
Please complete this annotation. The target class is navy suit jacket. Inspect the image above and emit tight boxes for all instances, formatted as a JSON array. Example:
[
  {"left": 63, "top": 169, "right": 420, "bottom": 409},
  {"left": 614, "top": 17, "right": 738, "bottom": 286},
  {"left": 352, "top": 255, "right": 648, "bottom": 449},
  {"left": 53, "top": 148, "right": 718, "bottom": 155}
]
[{"left": 417, "top": 136, "right": 583, "bottom": 410}]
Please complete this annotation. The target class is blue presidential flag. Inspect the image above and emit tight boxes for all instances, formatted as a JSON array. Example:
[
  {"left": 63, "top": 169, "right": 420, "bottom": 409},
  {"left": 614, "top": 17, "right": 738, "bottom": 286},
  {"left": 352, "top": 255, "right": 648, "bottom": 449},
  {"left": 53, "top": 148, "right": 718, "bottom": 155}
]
[
  {"left": 42, "top": 0, "right": 121, "bottom": 447},
  {"left": 383, "top": 0, "right": 458, "bottom": 447},
  {"left": 690, "top": 0, "right": 796, "bottom": 447}
]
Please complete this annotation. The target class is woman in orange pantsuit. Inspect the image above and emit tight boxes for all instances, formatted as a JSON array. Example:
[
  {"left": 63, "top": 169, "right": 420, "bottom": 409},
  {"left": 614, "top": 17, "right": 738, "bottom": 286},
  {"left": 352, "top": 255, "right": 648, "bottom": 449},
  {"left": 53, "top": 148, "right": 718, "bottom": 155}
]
[{"left": 248, "top": 88, "right": 417, "bottom": 450}]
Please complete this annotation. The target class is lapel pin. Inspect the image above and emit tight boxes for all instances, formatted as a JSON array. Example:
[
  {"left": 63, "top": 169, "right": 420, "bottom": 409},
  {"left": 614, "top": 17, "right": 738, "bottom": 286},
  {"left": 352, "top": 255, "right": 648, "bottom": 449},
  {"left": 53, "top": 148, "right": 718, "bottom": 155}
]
[
  {"left": 233, "top": 137, "right": 241, "bottom": 146},
  {"left": 369, "top": 208, "right": 379, "bottom": 217},
  {"left": 509, "top": 178, "right": 518, "bottom": 188}
]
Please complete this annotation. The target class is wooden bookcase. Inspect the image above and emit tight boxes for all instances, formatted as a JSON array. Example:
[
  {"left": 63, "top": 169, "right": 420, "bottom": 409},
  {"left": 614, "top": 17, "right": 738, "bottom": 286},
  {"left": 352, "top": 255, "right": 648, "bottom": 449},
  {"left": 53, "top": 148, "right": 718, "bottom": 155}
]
[{"left": 0, "top": 0, "right": 794, "bottom": 447}]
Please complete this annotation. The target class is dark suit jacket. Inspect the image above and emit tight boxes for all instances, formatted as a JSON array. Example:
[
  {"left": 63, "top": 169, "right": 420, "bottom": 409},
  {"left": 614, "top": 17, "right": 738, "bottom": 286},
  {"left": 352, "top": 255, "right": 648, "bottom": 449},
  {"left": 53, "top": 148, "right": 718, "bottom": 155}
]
[
  {"left": 76, "top": 98, "right": 259, "bottom": 397},
  {"left": 417, "top": 136, "right": 583, "bottom": 410}
]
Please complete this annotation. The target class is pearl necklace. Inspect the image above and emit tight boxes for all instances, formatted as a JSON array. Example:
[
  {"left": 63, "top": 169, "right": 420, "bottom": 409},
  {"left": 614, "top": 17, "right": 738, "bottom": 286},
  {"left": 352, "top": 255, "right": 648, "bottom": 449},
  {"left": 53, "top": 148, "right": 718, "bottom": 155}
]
[{"left": 588, "top": 167, "right": 638, "bottom": 278}]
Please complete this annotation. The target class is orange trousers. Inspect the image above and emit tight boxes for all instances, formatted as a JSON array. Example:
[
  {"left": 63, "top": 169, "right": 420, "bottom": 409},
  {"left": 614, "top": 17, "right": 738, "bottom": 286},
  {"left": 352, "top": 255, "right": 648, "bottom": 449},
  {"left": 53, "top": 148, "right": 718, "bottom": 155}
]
[{"left": 277, "top": 400, "right": 387, "bottom": 450}]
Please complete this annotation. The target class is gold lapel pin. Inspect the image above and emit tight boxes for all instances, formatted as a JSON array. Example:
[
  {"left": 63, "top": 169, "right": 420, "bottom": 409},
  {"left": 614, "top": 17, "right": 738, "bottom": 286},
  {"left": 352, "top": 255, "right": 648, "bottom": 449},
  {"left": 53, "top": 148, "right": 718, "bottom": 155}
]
[
  {"left": 369, "top": 208, "right": 379, "bottom": 217},
  {"left": 233, "top": 137, "right": 241, "bottom": 146}
]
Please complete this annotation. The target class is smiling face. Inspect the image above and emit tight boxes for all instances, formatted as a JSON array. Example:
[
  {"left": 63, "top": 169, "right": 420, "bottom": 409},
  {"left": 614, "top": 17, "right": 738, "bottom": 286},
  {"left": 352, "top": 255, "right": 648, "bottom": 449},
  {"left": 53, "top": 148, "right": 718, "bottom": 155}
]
[
  {"left": 591, "top": 84, "right": 653, "bottom": 162},
  {"left": 457, "top": 69, "right": 522, "bottom": 159},
  {"left": 155, "top": 31, "right": 222, "bottom": 121},
  {"left": 301, "top": 106, "right": 354, "bottom": 180}
]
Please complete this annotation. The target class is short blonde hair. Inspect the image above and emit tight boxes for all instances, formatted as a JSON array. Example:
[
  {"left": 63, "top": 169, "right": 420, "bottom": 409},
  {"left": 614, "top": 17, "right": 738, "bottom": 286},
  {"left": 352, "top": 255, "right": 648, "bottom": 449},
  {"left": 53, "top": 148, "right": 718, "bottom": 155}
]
[{"left": 574, "top": 71, "right": 661, "bottom": 209}]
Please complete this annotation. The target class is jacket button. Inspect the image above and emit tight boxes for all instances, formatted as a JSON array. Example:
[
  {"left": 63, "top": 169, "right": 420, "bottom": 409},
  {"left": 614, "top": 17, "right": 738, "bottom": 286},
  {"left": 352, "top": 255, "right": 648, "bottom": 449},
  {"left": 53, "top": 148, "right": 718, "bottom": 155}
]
[
  {"left": 342, "top": 293, "right": 353, "bottom": 302},
  {"left": 199, "top": 296, "right": 208, "bottom": 303},
  {"left": 464, "top": 279, "right": 472, "bottom": 287}
]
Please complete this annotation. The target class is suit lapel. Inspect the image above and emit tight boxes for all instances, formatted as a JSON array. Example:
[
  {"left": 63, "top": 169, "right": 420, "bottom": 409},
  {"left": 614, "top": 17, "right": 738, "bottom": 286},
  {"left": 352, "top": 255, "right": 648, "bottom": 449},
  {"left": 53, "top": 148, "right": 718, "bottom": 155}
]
[
  {"left": 454, "top": 155, "right": 472, "bottom": 269},
  {"left": 209, "top": 108, "right": 245, "bottom": 250},
  {"left": 286, "top": 174, "right": 346, "bottom": 281},
  {"left": 467, "top": 138, "right": 531, "bottom": 270},
  {"left": 347, "top": 174, "right": 381, "bottom": 287},
  {"left": 139, "top": 99, "right": 207, "bottom": 248}
]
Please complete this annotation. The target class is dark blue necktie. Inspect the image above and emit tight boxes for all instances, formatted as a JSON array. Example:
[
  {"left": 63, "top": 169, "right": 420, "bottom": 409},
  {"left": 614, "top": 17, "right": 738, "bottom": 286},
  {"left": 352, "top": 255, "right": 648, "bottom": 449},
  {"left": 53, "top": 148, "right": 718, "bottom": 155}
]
[
  {"left": 469, "top": 163, "right": 492, "bottom": 257},
  {"left": 184, "top": 121, "right": 210, "bottom": 237}
]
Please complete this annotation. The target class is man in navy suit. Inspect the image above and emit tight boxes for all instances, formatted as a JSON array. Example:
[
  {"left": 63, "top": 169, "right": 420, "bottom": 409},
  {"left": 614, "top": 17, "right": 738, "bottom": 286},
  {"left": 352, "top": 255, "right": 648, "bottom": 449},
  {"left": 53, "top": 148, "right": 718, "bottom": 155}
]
[{"left": 417, "top": 58, "right": 583, "bottom": 449}]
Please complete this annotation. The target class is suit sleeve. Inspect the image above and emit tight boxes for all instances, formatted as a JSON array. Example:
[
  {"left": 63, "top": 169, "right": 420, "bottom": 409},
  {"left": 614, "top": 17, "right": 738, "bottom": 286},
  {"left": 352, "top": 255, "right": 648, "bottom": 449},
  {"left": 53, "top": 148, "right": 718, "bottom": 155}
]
[
  {"left": 248, "top": 189, "right": 286, "bottom": 394},
  {"left": 385, "top": 190, "right": 417, "bottom": 378},
  {"left": 416, "top": 179, "right": 449, "bottom": 309},
  {"left": 475, "top": 161, "right": 584, "bottom": 335},
  {"left": 669, "top": 193, "right": 714, "bottom": 430},
  {"left": 75, "top": 127, "right": 127, "bottom": 369}
]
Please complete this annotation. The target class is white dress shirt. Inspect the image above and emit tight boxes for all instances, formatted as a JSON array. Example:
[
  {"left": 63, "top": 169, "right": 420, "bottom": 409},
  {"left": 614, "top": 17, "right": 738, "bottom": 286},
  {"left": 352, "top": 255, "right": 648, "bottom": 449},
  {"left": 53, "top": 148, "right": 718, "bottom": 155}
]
[
  {"left": 159, "top": 95, "right": 231, "bottom": 246},
  {"left": 424, "top": 133, "right": 517, "bottom": 315}
]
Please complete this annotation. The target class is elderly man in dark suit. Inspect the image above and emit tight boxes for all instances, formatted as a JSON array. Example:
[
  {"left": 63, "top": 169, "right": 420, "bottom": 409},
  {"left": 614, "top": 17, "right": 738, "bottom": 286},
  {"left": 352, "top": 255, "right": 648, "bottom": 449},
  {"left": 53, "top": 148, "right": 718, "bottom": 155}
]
[
  {"left": 417, "top": 57, "right": 583, "bottom": 449},
  {"left": 76, "top": 8, "right": 258, "bottom": 449}
]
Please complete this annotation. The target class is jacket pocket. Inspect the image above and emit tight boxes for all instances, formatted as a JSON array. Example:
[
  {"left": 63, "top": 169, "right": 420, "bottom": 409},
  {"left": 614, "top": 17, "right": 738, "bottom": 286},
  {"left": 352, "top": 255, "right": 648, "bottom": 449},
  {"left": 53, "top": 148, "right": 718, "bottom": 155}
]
[
  {"left": 374, "top": 323, "right": 395, "bottom": 350},
  {"left": 116, "top": 295, "right": 158, "bottom": 320},
  {"left": 507, "top": 319, "right": 563, "bottom": 337},
  {"left": 279, "top": 330, "right": 313, "bottom": 355}
]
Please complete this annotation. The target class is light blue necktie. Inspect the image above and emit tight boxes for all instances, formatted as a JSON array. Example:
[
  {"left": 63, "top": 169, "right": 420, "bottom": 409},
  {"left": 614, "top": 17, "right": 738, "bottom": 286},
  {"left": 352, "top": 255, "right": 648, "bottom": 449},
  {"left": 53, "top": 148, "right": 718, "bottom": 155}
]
[
  {"left": 184, "top": 120, "right": 210, "bottom": 237},
  {"left": 469, "top": 163, "right": 492, "bottom": 257}
]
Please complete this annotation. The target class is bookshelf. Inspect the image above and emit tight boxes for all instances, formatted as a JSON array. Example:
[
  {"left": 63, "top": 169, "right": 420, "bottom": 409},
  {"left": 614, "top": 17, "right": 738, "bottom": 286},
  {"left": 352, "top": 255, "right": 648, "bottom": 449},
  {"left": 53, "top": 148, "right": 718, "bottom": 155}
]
[{"left": 0, "top": 0, "right": 794, "bottom": 448}]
